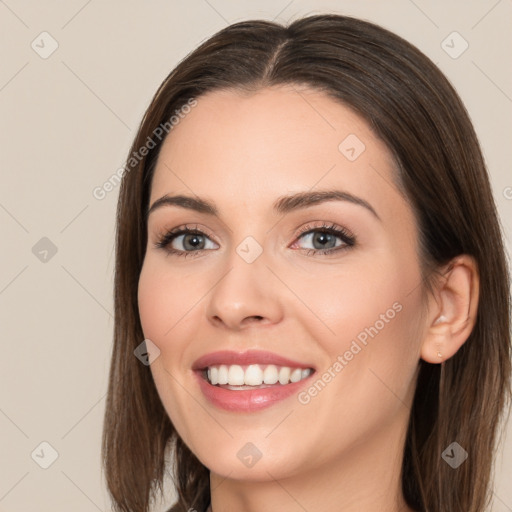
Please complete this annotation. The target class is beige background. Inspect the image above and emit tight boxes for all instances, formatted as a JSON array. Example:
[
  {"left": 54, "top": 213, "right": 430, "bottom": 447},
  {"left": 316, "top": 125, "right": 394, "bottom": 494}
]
[{"left": 0, "top": 1, "right": 511, "bottom": 511}]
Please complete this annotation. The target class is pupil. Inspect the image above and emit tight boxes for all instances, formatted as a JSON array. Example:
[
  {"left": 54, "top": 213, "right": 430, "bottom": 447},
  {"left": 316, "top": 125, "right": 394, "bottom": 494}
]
[
  {"left": 314, "top": 232, "right": 334, "bottom": 249},
  {"left": 185, "top": 234, "right": 204, "bottom": 250}
]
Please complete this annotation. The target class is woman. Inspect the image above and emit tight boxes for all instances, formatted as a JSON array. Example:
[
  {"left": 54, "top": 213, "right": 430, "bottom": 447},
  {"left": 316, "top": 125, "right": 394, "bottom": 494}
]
[{"left": 102, "top": 14, "right": 511, "bottom": 512}]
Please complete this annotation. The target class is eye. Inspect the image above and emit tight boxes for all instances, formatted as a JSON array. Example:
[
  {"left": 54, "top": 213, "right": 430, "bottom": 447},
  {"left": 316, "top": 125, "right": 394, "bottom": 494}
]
[
  {"left": 153, "top": 224, "right": 218, "bottom": 258},
  {"left": 291, "top": 222, "right": 356, "bottom": 256},
  {"left": 153, "top": 221, "right": 356, "bottom": 258}
]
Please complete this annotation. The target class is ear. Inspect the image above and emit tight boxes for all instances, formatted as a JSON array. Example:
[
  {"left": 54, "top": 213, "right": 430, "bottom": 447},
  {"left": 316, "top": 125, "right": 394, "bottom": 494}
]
[{"left": 420, "top": 255, "right": 479, "bottom": 363}]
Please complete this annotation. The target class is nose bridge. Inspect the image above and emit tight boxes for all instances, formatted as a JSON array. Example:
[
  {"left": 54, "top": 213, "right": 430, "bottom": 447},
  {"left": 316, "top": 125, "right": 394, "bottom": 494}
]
[{"left": 206, "top": 238, "right": 282, "bottom": 328}]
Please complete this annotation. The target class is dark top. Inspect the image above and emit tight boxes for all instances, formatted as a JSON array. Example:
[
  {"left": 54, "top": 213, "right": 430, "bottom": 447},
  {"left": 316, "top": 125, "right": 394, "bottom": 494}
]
[{"left": 167, "top": 502, "right": 211, "bottom": 512}]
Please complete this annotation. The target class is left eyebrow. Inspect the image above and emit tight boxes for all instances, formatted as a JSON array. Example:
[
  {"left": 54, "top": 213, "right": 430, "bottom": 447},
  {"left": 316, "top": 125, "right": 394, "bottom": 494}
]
[
  {"left": 273, "top": 189, "right": 380, "bottom": 220},
  {"left": 146, "top": 189, "right": 380, "bottom": 221}
]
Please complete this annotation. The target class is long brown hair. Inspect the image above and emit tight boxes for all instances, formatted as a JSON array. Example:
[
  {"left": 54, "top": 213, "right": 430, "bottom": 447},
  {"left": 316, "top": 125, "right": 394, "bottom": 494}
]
[{"left": 102, "top": 14, "right": 511, "bottom": 512}]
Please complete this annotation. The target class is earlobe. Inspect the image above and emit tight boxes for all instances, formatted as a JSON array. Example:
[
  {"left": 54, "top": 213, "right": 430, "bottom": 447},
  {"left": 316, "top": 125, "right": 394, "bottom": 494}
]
[{"left": 420, "top": 255, "right": 479, "bottom": 364}]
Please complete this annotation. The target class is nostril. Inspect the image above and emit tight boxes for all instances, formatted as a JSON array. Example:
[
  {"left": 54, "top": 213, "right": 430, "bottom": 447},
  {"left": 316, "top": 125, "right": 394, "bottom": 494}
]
[{"left": 245, "top": 315, "right": 264, "bottom": 324}]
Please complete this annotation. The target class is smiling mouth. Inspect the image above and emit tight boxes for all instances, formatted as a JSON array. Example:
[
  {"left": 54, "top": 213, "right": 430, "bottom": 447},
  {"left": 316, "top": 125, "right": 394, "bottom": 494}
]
[{"left": 201, "top": 363, "right": 314, "bottom": 389}]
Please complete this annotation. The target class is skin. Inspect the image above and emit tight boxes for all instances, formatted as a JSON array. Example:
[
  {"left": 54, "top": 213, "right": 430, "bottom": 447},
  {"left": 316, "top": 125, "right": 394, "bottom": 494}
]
[{"left": 137, "top": 85, "right": 478, "bottom": 512}]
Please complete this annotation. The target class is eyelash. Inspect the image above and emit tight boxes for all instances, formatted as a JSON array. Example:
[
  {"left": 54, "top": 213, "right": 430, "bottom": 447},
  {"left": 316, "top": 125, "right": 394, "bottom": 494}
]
[{"left": 153, "top": 222, "right": 356, "bottom": 259}]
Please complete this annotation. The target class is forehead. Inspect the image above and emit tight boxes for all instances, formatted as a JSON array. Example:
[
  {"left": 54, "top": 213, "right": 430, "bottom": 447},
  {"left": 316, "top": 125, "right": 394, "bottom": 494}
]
[{"left": 149, "top": 85, "right": 404, "bottom": 221}]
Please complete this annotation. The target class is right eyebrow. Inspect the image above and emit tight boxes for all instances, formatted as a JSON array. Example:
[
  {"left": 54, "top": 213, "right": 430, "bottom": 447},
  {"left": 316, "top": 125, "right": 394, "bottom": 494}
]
[{"left": 146, "top": 194, "right": 217, "bottom": 220}]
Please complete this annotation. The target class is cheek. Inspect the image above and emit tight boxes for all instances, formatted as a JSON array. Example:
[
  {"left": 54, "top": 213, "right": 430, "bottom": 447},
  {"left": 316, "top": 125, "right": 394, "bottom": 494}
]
[
  {"left": 292, "top": 254, "right": 419, "bottom": 345},
  {"left": 290, "top": 251, "right": 423, "bottom": 398},
  {"left": 138, "top": 265, "right": 168, "bottom": 343},
  {"left": 286, "top": 264, "right": 423, "bottom": 453},
  {"left": 137, "top": 257, "right": 198, "bottom": 343},
  {"left": 137, "top": 258, "right": 202, "bottom": 444}
]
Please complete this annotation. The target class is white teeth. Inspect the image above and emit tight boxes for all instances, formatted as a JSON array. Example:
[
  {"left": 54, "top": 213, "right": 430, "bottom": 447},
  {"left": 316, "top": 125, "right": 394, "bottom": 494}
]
[
  {"left": 218, "top": 365, "right": 229, "bottom": 385},
  {"left": 278, "top": 367, "right": 291, "bottom": 385},
  {"left": 290, "top": 368, "right": 302, "bottom": 383},
  {"left": 244, "top": 364, "right": 263, "bottom": 386},
  {"left": 263, "top": 364, "right": 279, "bottom": 384},
  {"left": 205, "top": 363, "right": 313, "bottom": 386},
  {"left": 228, "top": 365, "right": 245, "bottom": 385}
]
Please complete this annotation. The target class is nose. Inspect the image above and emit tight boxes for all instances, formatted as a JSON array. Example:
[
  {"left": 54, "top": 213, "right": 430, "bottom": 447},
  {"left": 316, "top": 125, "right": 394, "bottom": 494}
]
[{"left": 205, "top": 254, "right": 284, "bottom": 331}]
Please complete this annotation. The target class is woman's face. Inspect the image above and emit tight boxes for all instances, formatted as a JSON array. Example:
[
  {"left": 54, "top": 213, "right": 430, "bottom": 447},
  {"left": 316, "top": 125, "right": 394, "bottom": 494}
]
[{"left": 138, "top": 86, "right": 428, "bottom": 482}]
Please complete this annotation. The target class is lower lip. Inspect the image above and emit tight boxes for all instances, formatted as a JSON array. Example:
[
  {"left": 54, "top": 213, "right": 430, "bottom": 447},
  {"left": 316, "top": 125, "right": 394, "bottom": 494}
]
[{"left": 194, "top": 370, "right": 314, "bottom": 412}]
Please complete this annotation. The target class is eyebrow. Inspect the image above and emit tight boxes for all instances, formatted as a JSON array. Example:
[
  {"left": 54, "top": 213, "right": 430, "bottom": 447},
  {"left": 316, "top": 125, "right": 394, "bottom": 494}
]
[{"left": 146, "top": 189, "right": 380, "bottom": 221}]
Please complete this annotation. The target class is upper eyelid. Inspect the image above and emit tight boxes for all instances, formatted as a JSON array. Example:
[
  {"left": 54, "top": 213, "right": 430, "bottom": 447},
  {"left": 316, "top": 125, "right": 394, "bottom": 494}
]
[
  {"left": 155, "top": 222, "right": 354, "bottom": 250},
  {"left": 156, "top": 222, "right": 346, "bottom": 238}
]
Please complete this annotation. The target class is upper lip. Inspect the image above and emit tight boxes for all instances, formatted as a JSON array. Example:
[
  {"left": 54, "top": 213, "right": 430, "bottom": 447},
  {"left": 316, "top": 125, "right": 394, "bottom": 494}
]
[{"left": 192, "top": 350, "right": 315, "bottom": 371}]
